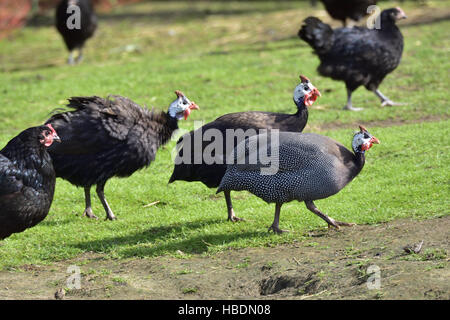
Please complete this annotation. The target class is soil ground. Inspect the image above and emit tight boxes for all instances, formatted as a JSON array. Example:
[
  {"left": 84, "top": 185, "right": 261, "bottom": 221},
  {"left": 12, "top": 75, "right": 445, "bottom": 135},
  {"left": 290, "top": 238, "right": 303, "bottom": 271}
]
[{"left": 0, "top": 216, "right": 448, "bottom": 300}]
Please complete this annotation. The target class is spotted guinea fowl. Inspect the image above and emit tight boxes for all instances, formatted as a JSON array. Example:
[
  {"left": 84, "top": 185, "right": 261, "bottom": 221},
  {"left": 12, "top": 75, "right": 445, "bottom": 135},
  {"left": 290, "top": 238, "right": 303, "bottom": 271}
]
[
  {"left": 0, "top": 124, "right": 61, "bottom": 239},
  {"left": 217, "top": 126, "right": 380, "bottom": 233},
  {"left": 320, "top": 0, "right": 378, "bottom": 26},
  {"left": 169, "top": 75, "right": 321, "bottom": 222},
  {"left": 55, "top": 0, "right": 97, "bottom": 65},
  {"left": 298, "top": 7, "right": 406, "bottom": 111},
  {"left": 46, "top": 91, "right": 199, "bottom": 220}
]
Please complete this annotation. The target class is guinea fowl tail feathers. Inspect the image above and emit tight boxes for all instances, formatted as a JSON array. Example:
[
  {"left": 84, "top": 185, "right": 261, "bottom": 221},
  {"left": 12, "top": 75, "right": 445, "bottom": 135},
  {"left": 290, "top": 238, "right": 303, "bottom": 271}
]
[{"left": 298, "top": 17, "right": 335, "bottom": 55}]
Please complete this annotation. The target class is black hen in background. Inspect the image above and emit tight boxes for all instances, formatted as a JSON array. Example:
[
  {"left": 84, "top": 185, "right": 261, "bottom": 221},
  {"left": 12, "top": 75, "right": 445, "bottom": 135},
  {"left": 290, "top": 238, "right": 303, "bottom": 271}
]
[
  {"left": 299, "top": 7, "right": 406, "bottom": 111},
  {"left": 0, "top": 125, "right": 60, "bottom": 239},
  {"left": 55, "top": 0, "right": 97, "bottom": 64},
  {"left": 46, "top": 92, "right": 199, "bottom": 220},
  {"left": 320, "top": 0, "right": 378, "bottom": 27}
]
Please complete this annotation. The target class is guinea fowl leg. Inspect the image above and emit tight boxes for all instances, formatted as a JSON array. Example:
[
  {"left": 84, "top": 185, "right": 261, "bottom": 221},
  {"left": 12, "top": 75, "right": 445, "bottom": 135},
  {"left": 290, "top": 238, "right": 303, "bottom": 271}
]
[
  {"left": 83, "top": 187, "right": 98, "bottom": 219},
  {"left": 305, "top": 200, "right": 355, "bottom": 229},
  {"left": 344, "top": 87, "right": 363, "bottom": 111},
  {"left": 96, "top": 182, "right": 116, "bottom": 221},
  {"left": 268, "top": 203, "right": 289, "bottom": 234},
  {"left": 374, "top": 89, "right": 404, "bottom": 106},
  {"left": 225, "top": 190, "right": 244, "bottom": 222}
]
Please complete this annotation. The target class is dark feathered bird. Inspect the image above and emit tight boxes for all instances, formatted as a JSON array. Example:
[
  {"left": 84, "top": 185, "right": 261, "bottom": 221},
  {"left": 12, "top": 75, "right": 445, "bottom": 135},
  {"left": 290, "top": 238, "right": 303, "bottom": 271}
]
[
  {"left": 320, "top": 0, "right": 378, "bottom": 27},
  {"left": 299, "top": 7, "right": 406, "bottom": 111},
  {"left": 169, "top": 75, "right": 321, "bottom": 222},
  {"left": 0, "top": 124, "right": 61, "bottom": 239},
  {"left": 217, "top": 126, "right": 380, "bottom": 233},
  {"left": 46, "top": 91, "right": 199, "bottom": 220},
  {"left": 55, "top": 0, "right": 97, "bottom": 64}
]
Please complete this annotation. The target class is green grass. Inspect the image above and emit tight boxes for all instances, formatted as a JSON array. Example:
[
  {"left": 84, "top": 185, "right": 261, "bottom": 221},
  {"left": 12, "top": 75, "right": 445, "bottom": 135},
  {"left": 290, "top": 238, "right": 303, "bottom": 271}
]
[{"left": 0, "top": 1, "right": 449, "bottom": 270}]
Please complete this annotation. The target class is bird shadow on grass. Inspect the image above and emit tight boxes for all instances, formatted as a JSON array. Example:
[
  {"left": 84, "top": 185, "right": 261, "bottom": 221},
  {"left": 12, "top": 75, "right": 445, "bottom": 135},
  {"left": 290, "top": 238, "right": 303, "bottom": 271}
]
[
  {"left": 72, "top": 217, "right": 268, "bottom": 257},
  {"left": 1, "top": 62, "right": 60, "bottom": 73}
]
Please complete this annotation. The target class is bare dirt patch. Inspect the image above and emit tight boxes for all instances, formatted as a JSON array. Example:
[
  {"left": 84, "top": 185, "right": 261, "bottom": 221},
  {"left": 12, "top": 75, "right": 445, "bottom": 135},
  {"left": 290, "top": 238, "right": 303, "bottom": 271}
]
[{"left": 0, "top": 216, "right": 448, "bottom": 300}]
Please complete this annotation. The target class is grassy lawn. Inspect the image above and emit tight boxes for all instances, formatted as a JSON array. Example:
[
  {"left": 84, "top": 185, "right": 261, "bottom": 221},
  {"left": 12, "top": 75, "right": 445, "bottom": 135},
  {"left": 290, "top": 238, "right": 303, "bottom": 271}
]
[{"left": 0, "top": 0, "right": 448, "bottom": 270}]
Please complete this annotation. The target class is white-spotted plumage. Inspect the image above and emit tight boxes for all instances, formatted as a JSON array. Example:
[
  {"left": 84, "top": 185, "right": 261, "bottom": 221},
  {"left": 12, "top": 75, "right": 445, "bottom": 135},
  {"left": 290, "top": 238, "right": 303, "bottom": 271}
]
[{"left": 217, "top": 127, "right": 379, "bottom": 233}]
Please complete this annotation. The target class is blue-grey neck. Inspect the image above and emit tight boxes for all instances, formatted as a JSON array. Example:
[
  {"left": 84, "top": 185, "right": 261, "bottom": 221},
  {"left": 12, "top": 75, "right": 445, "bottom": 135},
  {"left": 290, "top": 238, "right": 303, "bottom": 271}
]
[{"left": 293, "top": 96, "right": 306, "bottom": 109}]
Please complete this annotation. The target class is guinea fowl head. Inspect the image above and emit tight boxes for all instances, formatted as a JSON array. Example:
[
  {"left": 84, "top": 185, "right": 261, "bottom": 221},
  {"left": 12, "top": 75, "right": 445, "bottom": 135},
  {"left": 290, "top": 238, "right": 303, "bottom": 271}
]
[
  {"left": 39, "top": 124, "right": 61, "bottom": 147},
  {"left": 381, "top": 7, "right": 407, "bottom": 23},
  {"left": 293, "top": 75, "right": 321, "bottom": 108},
  {"left": 168, "top": 90, "right": 199, "bottom": 120},
  {"left": 352, "top": 125, "right": 380, "bottom": 154}
]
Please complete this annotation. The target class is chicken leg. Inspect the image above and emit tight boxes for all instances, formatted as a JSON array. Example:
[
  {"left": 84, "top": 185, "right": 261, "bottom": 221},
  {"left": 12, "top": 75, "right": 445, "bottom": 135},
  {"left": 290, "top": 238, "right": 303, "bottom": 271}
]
[
  {"left": 268, "top": 203, "right": 289, "bottom": 234},
  {"left": 374, "top": 89, "right": 404, "bottom": 106},
  {"left": 75, "top": 48, "right": 84, "bottom": 64},
  {"left": 225, "top": 190, "right": 244, "bottom": 222},
  {"left": 68, "top": 51, "right": 75, "bottom": 65},
  {"left": 343, "top": 87, "right": 363, "bottom": 111},
  {"left": 96, "top": 181, "right": 116, "bottom": 220},
  {"left": 305, "top": 200, "right": 355, "bottom": 229},
  {"left": 83, "top": 187, "right": 98, "bottom": 219}
]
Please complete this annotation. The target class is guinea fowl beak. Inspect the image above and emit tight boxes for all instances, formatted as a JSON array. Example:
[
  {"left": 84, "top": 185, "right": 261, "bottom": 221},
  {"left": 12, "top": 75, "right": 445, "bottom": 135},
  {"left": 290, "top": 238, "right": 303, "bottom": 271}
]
[
  {"left": 370, "top": 136, "right": 380, "bottom": 144},
  {"left": 189, "top": 102, "right": 199, "bottom": 110},
  {"left": 183, "top": 102, "right": 199, "bottom": 120},
  {"left": 313, "top": 88, "right": 321, "bottom": 97}
]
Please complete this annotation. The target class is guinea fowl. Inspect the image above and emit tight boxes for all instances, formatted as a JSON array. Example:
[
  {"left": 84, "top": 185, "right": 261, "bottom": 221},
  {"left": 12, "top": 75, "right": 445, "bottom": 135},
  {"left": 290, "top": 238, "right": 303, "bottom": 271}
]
[
  {"left": 169, "top": 75, "right": 321, "bottom": 222},
  {"left": 55, "top": 0, "right": 97, "bottom": 64},
  {"left": 0, "top": 124, "right": 61, "bottom": 239},
  {"left": 217, "top": 126, "right": 380, "bottom": 233},
  {"left": 46, "top": 91, "right": 199, "bottom": 220},
  {"left": 298, "top": 7, "right": 406, "bottom": 111},
  {"left": 320, "top": 0, "right": 378, "bottom": 26}
]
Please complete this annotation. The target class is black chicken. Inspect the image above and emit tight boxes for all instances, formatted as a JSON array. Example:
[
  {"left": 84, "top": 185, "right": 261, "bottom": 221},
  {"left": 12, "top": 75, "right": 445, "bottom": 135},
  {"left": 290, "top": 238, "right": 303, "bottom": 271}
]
[
  {"left": 299, "top": 7, "right": 406, "bottom": 111},
  {"left": 0, "top": 124, "right": 61, "bottom": 239},
  {"left": 169, "top": 76, "right": 320, "bottom": 222},
  {"left": 320, "top": 0, "right": 378, "bottom": 27},
  {"left": 46, "top": 91, "right": 199, "bottom": 220},
  {"left": 55, "top": 0, "right": 97, "bottom": 64}
]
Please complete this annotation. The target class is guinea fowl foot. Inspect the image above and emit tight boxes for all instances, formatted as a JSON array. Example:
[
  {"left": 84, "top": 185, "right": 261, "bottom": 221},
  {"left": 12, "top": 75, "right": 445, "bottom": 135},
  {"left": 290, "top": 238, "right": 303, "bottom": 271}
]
[
  {"left": 327, "top": 219, "right": 356, "bottom": 230},
  {"left": 228, "top": 216, "right": 245, "bottom": 222},
  {"left": 267, "top": 225, "right": 289, "bottom": 234},
  {"left": 228, "top": 209, "right": 244, "bottom": 222},
  {"left": 83, "top": 208, "right": 98, "bottom": 220},
  {"left": 305, "top": 201, "right": 355, "bottom": 230}
]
